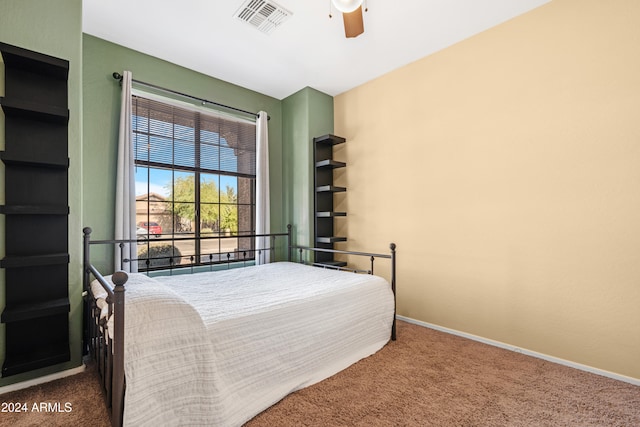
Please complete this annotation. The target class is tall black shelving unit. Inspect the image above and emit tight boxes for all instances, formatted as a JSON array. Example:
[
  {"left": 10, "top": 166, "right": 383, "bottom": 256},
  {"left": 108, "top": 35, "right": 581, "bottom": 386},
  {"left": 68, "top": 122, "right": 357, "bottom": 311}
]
[
  {"left": 313, "top": 134, "right": 347, "bottom": 267},
  {"left": 0, "top": 43, "right": 70, "bottom": 377}
]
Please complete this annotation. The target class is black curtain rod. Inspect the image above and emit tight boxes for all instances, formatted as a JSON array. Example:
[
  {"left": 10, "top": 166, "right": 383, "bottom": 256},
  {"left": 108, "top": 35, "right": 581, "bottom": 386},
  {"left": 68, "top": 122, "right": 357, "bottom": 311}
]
[{"left": 112, "top": 72, "right": 268, "bottom": 121}]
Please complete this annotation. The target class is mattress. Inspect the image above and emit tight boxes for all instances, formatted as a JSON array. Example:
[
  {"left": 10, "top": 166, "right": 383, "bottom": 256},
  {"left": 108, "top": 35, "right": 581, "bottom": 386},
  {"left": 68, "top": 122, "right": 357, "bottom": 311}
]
[{"left": 101, "top": 262, "right": 394, "bottom": 426}]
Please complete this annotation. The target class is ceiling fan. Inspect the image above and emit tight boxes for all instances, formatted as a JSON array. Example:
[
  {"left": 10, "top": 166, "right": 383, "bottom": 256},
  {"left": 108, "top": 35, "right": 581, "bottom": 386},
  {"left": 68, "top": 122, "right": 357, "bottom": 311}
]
[{"left": 330, "top": 0, "right": 367, "bottom": 38}]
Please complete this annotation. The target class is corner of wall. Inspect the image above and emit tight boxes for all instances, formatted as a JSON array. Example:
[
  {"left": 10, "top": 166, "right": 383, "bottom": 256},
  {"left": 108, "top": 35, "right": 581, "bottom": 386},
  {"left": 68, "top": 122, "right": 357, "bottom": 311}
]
[{"left": 281, "top": 87, "right": 334, "bottom": 248}]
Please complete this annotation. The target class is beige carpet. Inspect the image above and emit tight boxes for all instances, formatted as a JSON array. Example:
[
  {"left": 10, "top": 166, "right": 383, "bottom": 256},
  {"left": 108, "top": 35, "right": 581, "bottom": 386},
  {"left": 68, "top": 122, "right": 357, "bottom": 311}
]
[
  {"left": 1, "top": 321, "right": 638, "bottom": 426},
  {"left": 249, "top": 321, "right": 640, "bottom": 426},
  {"left": 0, "top": 364, "right": 110, "bottom": 427}
]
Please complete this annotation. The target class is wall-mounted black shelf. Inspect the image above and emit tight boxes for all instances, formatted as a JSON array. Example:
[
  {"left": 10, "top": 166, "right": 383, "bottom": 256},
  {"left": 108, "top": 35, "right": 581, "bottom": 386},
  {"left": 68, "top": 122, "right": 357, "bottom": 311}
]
[
  {"left": 0, "top": 205, "right": 69, "bottom": 215},
  {"left": 0, "top": 151, "right": 70, "bottom": 169},
  {"left": 316, "top": 185, "right": 346, "bottom": 193},
  {"left": 315, "top": 159, "right": 346, "bottom": 169},
  {"left": 0, "top": 254, "right": 70, "bottom": 269},
  {"left": 316, "top": 236, "right": 348, "bottom": 244},
  {"left": 1, "top": 298, "right": 70, "bottom": 323},
  {"left": 315, "top": 134, "right": 346, "bottom": 146},
  {"left": 316, "top": 211, "right": 347, "bottom": 218},
  {"left": 313, "top": 134, "right": 347, "bottom": 267},
  {"left": 0, "top": 42, "right": 69, "bottom": 78},
  {"left": 0, "top": 42, "right": 70, "bottom": 377},
  {"left": 2, "top": 342, "right": 70, "bottom": 378},
  {"left": 0, "top": 97, "right": 69, "bottom": 123}
]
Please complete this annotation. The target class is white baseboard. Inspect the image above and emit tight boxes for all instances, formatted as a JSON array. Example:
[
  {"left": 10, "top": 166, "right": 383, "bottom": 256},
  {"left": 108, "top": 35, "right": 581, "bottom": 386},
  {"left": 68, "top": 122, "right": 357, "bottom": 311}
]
[
  {"left": 396, "top": 315, "right": 640, "bottom": 387},
  {"left": 0, "top": 364, "right": 87, "bottom": 395}
]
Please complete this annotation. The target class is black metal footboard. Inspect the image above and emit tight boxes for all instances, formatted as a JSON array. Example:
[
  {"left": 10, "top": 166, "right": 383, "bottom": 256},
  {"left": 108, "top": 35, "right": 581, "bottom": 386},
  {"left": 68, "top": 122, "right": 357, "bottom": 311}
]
[{"left": 83, "top": 227, "right": 128, "bottom": 427}]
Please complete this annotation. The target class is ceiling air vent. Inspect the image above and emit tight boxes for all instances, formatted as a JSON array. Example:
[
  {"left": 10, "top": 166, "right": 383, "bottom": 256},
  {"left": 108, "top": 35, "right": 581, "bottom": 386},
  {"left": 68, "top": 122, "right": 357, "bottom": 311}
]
[{"left": 235, "top": 0, "right": 292, "bottom": 35}]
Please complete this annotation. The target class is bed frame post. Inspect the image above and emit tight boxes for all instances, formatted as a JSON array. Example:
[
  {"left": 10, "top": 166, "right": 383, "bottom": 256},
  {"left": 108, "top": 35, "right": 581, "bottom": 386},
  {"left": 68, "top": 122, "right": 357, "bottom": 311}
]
[
  {"left": 390, "top": 243, "right": 397, "bottom": 341},
  {"left": 83, "top": 227, "right": 92, "bottom": 291},
  {"left": 287, "top": 224, "right": 292, "bottom": 262},
  {"left": 82, "top": 228, "right": 92, "bottom": 355},
  {"left": 111, "top": 271, "right": 127, "bottom": 427}
]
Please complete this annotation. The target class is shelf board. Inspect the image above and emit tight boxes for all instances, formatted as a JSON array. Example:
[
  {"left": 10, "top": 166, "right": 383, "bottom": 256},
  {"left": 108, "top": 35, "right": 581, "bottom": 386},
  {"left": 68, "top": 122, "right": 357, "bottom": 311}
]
[
  {"left": 0, "top": 253, "right": 70, "bottom": 269},
  {"left": 0, "top": 151, "right": 69, "bottom": 169},
  {"left": 313, "top": 134, "right": 346, "bottom": 146},
  {"left": 315, "top": 159, "right": 346, "bottom": 169},
  {"left": 1, "top": 298, "right": 70, "bottom": 323},
  {"left": 0, "top": 42, "right": 69, "bottom": 79},
  {"left": 316, "top": 236, "right": 347, "bottom": 244},
  {"left": 316, "top": 211, "right": 347, "bottom": 218},
  {"left": 316, "top": 185, "right": 346, "bottom": 193},
  {"left": 0, "top": 205, "right": 69, "bottom": 215},
  {"left": 1, "top": 97, "right": 69, "bottom": 124},
  {"left": 2, "top": 345, "right": 70, "bottom": 377}
]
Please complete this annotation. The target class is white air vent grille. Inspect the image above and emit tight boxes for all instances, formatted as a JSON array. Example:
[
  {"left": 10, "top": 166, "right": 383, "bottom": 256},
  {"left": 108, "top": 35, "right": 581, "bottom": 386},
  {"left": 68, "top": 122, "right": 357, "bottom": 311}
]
[{"left": 235, "top": 0, "right": 292, "bottom": 34}]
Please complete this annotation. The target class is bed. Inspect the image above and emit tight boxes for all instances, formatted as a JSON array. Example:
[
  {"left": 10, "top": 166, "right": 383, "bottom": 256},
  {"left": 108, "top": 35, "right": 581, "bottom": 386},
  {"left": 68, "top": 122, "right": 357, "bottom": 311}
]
[{"left": 83, "top": 225, "right": 397, "bottom": 427}]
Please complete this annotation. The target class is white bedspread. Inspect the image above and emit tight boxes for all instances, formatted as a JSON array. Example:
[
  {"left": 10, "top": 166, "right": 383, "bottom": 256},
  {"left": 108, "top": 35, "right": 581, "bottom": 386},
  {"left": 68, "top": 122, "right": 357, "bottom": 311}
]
[{"left": 112, "top": 262, "right": 394, "bottom": 426}]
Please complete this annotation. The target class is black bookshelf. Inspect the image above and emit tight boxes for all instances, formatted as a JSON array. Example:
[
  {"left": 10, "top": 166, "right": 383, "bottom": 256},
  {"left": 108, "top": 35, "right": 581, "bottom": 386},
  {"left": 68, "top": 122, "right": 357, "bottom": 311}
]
[
  {"left": 313, "top": 134, "right": 347, "bottom": 267},
  {"left": 0, "top": 42, "right": 70, "bottom": 377}
]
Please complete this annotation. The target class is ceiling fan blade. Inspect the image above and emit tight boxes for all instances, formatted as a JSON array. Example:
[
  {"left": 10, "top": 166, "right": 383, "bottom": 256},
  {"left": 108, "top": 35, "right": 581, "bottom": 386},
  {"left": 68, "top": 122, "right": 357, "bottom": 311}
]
[{"left": 342, "top": 5, "right": 364, "bottom": 38}]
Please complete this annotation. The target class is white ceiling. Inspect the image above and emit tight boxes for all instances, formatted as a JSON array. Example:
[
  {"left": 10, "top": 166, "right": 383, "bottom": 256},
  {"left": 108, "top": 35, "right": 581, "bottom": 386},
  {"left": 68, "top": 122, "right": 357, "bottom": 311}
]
[{"left": 83, "top": 0, "right": 550, "bottom": 100}]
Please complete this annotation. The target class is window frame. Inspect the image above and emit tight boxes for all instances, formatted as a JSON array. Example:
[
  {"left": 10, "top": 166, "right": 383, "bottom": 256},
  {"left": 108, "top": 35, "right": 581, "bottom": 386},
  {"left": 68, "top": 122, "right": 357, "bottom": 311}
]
[{"left": 131, "top": 92, "right": 257, "bottom": 271}]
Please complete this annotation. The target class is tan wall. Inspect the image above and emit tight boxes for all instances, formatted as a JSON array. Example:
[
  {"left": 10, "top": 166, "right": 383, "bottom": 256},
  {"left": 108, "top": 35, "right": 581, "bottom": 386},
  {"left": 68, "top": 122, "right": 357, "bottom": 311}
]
[{"left": 334, "top": 0, "right": 640, "bottom": 380}]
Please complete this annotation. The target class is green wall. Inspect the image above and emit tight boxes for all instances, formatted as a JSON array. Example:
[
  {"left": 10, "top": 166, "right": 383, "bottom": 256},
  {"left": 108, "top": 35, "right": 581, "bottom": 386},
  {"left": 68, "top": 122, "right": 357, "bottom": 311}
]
[
  {"left": 82, "top": 35, "right": 285, "bottom": 272},
  {"left": 282, "top": 87, "right": 334, "bottom": 250},
  {"left": 0, "top": 0, "right": 83, "bottom": 386},
  {"left": 82, "top": 35, "right": 336, "bottom": 269}
]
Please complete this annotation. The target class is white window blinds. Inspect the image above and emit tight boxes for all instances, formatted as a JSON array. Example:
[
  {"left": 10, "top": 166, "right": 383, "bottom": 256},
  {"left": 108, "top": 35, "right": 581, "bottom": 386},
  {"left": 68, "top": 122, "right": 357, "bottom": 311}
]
[{"left": 132, "top": 95, "right": 257, "bottom": 178}]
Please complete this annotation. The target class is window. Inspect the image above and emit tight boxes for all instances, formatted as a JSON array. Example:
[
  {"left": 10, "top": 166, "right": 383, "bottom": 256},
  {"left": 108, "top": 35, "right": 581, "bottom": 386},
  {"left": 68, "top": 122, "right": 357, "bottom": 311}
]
[{"left": 132, "top": 95, "right": 257, "bottom": 270}]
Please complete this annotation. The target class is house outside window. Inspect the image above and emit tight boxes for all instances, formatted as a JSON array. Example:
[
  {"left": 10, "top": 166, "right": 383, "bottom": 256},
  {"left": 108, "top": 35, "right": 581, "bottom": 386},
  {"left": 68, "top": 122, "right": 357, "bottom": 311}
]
[{"left": 132, "top": 95, "right": 257, "bottom": 270}]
